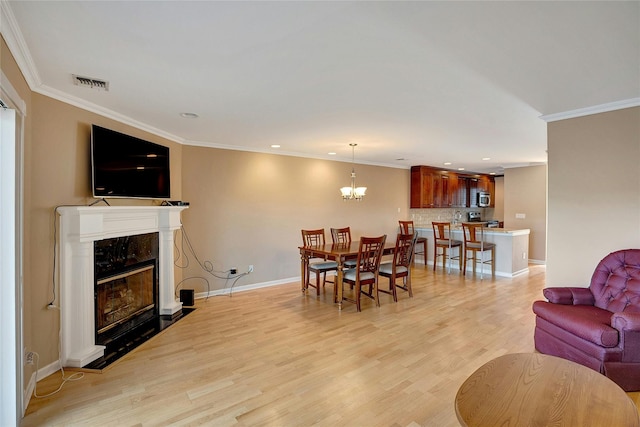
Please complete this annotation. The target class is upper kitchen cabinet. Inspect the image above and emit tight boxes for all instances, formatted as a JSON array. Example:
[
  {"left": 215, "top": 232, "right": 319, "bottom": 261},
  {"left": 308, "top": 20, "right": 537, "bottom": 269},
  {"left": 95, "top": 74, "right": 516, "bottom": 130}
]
[
  {"left": 469, "top": 175, "right": 496, "bottom": 207},
  {"left": 411, "top": 166, "right": 495, "bottom": 208},
  {"left": 410, "top": 166, "right": 468, "bottom": 208}
]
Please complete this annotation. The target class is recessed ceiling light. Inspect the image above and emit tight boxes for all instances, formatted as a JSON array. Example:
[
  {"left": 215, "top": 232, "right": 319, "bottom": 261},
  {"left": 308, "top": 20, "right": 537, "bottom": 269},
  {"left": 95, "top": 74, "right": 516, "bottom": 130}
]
[
  {"left": 458, "top": 167, "right": 465, "bottom": 171},
  {"left": 328, "top": 152, "right": 336, "bottom": 155},
  {"left": 396, "top": 158, "right": 406, "bottom": 161},
  {"left": 489, "top": 172, "right": 496, "bottom": 175},
  {"left": 444, "top": 162, "right": 452, "bottom": 166},
  {"left": 270, "top": 144, "right": 280, "bottom": 148},
  {"left": 180, "top": 112, "right": 199, "bottom": 118},
  {"left": 482, "top": 157, "right": 491, "bottom": 161}
]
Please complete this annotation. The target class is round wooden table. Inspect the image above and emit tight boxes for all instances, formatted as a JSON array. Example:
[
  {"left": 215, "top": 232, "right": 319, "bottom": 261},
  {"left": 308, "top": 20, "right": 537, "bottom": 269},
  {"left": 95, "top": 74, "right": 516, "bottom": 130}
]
[{"left": 455, "top": 353, "right": 640, "bottom": 427}]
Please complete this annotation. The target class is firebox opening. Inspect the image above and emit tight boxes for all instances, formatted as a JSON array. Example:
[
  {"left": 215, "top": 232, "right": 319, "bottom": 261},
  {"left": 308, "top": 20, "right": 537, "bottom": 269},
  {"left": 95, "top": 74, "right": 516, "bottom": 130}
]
[{"left": 95, "top": 263, "right": 157, "bottom": 345}]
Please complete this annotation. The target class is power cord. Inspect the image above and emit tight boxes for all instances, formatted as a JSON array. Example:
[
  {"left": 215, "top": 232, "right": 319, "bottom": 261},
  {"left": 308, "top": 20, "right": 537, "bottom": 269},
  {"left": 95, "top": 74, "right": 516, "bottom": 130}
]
[
  {"left": 173, "top": 224, "right": 250, "bottom": 298},
  {"left": 32, "top": 329, "right": 84, "bottom": 398},
  {"left": 32, "top": 352, "right": 84, "bottom": 398}
]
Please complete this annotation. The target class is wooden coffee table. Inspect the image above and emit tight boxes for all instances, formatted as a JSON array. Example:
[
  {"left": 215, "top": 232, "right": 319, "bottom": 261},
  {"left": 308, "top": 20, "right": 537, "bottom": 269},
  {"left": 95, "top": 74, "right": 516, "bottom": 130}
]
[{"left": 455, "top": 353, "right": 640, "bottom": 426}]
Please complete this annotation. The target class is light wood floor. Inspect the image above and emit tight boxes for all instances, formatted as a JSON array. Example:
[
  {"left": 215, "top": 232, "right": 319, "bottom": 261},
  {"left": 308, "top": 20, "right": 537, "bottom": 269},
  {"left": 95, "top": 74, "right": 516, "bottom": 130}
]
[{"left": 23, "top": 265, "right": 640, "bottom": 426}]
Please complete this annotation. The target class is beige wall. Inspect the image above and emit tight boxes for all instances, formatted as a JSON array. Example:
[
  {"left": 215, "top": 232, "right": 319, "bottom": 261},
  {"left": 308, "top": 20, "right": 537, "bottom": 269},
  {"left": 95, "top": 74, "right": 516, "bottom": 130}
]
[
  {"left": 180, "top": 146, "right": 409, "bottom": 290},
  {"left": 3, "top": 34, "right": 185, "bottom": 388},
  {"left": 27, "top": 94, "right": 183, "bottom": 368},
  {"left": 504, "top": 165, "right": 547, "bottom": 263},
  {"left": 547, "top": 107, "right": 640, "bottom": 285}
]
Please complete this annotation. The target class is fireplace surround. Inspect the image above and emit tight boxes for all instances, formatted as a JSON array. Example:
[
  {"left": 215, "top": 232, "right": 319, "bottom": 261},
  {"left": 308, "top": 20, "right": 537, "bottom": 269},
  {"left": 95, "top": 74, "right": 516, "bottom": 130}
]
[{"left": 57, "top": 205, "right": 187, "bottom": 367}]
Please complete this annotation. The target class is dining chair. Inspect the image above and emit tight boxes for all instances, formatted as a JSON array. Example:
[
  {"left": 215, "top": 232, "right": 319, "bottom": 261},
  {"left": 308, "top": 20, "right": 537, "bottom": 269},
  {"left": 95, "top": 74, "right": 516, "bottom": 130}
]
[
  {"left": 398, "top": 220, "right": 427, "bottom": 266},
  {"left": 330, "top": 226, "right": 358, "bottom": 268},
  {"left": 379, "top": 232, "right": 417, "bottom": 302},
  {"left": 301, "top": 229, "right": 338, "bottom": 296},
  {"left": 461, "top": 222, "right": 495, "bottom": 279},
  {"left": 432, "top": 221, "right": 462, "bottom": 273},
  {"left": 341, "top": 235, "right": 387, "bottom": 312}
]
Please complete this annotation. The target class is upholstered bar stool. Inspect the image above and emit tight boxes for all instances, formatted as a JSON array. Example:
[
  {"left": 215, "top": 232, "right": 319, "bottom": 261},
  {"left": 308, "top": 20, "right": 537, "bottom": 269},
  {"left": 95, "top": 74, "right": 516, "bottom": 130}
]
[
  {"left": 399, "top": 220, "right": 427, "bottom": 266},
  {"left": 432, "top": 222, "right": 462, "bottom": 273},
  {"left": 461, "top": 222, "right": 495, "bottom": 279}
]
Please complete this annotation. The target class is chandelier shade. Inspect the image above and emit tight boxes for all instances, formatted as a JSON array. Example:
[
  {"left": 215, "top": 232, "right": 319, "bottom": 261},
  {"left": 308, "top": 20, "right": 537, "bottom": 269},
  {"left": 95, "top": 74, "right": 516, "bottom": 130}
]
[{"left": 340, "top": 144, "right": 366, "bottom": 201}]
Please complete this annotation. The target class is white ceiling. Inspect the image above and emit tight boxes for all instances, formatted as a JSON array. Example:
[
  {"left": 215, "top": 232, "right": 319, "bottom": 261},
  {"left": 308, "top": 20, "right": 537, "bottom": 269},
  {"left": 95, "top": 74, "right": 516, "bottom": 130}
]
[{"left": 3, "top": 1, "right": 639, "bottom": 173}]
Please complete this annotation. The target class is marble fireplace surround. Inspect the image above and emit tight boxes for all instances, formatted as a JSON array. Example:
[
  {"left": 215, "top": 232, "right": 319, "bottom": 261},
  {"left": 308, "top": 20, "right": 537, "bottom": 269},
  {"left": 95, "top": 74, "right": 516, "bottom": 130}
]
[{"left": 57, "top": 205, "right": 187, "bottom": 367}]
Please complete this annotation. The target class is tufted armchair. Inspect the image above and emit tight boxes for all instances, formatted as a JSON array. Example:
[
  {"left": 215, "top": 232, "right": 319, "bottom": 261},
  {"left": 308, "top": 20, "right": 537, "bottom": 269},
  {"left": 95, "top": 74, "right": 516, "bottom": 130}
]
[{"left": 532, "top": 249, "right": 640, "bottom": 391}]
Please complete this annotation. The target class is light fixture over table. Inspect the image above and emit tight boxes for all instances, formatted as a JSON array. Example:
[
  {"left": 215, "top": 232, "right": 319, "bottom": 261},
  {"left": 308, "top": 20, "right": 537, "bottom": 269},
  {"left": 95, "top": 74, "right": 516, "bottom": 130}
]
[{"left": 340, "top": 143, "right": 367, "bottom": 201}]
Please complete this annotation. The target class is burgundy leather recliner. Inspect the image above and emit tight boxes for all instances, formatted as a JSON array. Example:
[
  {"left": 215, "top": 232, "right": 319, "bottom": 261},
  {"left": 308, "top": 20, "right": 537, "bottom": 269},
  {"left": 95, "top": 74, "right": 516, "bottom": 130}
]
[{"left": 532, "top": 249, "right": 640, "bottom": 391}]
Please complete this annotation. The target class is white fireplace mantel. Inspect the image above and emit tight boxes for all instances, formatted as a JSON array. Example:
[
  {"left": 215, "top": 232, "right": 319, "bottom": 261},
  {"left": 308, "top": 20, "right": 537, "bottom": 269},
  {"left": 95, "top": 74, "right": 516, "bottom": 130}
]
[{"left": 57, "top": 205, "right": 187, "bottom": 367}]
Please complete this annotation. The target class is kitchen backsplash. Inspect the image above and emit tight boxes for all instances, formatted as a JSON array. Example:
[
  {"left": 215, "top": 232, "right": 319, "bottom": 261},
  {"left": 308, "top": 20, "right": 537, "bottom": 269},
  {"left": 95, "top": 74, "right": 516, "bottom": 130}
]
[{"left": 409, "top": 207, "right": 496, "bottom": 228}]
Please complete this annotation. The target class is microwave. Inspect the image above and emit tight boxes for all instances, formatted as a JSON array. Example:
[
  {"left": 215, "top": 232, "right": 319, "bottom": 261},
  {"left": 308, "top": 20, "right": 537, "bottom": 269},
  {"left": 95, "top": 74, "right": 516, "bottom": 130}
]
[{"left": 477, "top": 192, "right": 491, "bottom": 207}]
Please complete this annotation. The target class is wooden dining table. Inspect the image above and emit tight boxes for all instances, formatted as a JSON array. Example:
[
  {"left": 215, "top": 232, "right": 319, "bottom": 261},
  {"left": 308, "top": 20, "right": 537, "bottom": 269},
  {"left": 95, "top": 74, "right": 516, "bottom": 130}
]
[{"left": 299, "top": 240, "right": 395, "bottom": 310}]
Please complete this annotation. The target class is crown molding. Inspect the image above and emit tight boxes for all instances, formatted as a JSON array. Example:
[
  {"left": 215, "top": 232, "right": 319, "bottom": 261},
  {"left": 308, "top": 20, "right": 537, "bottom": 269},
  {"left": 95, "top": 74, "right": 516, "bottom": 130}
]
[
  {"left": 539, "top": 98, "right": 640, "bottom": 122},
  {"left": 34, "top": 84, "right": 186, "bottom": 144},
  {"left": 0, "top": 0, "right": 41, "bottom": 88}
]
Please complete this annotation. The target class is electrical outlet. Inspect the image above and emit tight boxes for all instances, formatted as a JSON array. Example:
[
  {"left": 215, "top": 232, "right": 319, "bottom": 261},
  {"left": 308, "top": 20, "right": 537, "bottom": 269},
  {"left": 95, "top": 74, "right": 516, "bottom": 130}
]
[
  {"left": 230, "top": 268, "right": 237, "bottom": 275},
  {"left": 25, "top": 351, "right": 34, "bottom": 365},
  {"left": 522, "top": 252, "right": 527, "bottom": 259},
  {"left": 248, "top": 265, "right": 254, "bottom": 273},
  {"left": 515, "top": 213, "right": 526, "bottom": 219}
]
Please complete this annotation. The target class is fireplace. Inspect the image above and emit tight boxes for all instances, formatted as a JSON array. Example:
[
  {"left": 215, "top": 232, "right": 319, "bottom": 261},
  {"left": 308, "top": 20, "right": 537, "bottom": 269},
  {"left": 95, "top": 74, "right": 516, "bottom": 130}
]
[
  {"left": 57, "top": 206, "right": 187, "bottom": 367},
  {"left": 94, "top": 233, "right": 159, "bottom": 349}
]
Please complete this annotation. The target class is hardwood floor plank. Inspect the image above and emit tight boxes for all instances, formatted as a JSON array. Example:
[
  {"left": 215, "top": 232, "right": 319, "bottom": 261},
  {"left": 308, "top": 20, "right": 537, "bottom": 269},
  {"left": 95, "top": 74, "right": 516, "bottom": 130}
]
[{"left": 23, "top": 265, "right": 640, "bottom": 426}]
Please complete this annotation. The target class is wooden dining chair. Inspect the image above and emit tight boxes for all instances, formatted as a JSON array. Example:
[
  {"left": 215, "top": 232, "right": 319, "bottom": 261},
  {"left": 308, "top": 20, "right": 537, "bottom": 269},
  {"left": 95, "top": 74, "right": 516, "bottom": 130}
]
[
  {"left": 341, "top": 235, "right": 387, "bottom": 312},
  {"left": 399, "top": 220, "right": 427, "bottom": 266},
  {"left": 301, "top": 229, "right": 338, "bottom": 296},
  {"left": 379, "top": 232, "right": 417, "bottom": 302},
  {"left": 461, "top": 222, "right": 495, "bottom": 279},
  {"left": 432, "top": 221, "right": 462, "bottom": 273},
  {"left": 330, "top": 226, "right": 358, "bottom": 268}
]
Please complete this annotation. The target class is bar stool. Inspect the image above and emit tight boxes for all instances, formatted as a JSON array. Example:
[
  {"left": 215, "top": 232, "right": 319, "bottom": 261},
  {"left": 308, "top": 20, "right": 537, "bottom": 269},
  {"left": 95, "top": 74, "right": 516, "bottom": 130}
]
[
  {"left": 399, "top": 220, "right": 427, "bottom": 266},
  {"left": 432, "top": 222, "right": 462, "bottom": 273},
  {"left": 461, "top": 222, "right": 495, "bottom": 279}
]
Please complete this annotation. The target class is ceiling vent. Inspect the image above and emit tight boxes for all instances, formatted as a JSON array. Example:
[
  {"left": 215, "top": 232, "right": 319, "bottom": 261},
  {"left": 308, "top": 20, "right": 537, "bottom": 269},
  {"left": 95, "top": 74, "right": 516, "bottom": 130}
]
[{"left": 72, "top": 74, "right": 109, "bottom": 91}]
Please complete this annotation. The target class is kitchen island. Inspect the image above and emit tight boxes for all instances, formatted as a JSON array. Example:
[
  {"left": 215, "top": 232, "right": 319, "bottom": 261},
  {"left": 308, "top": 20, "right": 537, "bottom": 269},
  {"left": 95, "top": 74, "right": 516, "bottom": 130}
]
[{"left": 416, "top": 226, "right": 530, "bottom": 277}]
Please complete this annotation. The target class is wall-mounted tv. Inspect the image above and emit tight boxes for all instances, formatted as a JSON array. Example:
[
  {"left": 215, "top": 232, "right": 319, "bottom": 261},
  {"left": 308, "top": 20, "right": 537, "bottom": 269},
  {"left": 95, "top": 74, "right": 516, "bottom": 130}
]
[{"left": 91, "top": 125, "right": 170, "bottom": 199}]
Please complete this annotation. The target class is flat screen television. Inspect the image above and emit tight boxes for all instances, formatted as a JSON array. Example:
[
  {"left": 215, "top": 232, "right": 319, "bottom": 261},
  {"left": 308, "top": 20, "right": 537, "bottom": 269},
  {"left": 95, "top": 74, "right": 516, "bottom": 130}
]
[{"left": 91, "top": 125, "right": 170, "bottom": 199}]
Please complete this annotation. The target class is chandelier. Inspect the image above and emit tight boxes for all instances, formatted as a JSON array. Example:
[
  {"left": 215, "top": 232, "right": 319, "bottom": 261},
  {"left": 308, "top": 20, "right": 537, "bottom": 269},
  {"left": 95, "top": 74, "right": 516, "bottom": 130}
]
[{"left": 340, "top": 143, "right": 367, "bottom": 201}]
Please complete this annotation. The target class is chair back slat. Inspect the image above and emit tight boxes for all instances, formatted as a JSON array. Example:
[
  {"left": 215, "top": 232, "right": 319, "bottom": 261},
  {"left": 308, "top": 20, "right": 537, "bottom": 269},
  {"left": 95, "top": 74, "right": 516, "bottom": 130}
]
[
  {"left": 394, "top": 232, "right": 418, "bottom": 268},
  {"left": 356, "top": 235, "right": 386, "bottom": 278},
  {"left": 331, "top": 227, "right": 352, "bottom": 244},
  {"left": 302, "top": 228, "right": 326, "bottom": 247},
  {"left": 462, "top": 223, "right": 483, "bottom": 244},
  {"left": 432, "top": 222, "right": 450, "bottom": 240},
  {"left": 398, "top": 220, "right": 416, "bottom": 234}
]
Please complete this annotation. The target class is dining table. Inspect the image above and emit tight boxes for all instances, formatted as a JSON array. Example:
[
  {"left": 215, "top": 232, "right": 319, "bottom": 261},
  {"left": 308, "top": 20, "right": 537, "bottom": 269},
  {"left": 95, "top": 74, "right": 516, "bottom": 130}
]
[{"left": 299, "top": 240, "right": 395, "bottom": 310}]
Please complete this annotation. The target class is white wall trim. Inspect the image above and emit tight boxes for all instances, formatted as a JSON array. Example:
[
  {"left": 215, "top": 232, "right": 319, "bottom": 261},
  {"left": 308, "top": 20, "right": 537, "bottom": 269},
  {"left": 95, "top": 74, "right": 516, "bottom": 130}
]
[
  {"left": 539, "top": 98, "right": 640, "bottom": 122},
  {"left": 0, "top": 70, "right": 26, "bottom": 116},
  {"left": 0, "top": 0, "right": 41, "bottom": 89},
  {"left": 196, "top": 276, "right": 300, "bottom": 299}
]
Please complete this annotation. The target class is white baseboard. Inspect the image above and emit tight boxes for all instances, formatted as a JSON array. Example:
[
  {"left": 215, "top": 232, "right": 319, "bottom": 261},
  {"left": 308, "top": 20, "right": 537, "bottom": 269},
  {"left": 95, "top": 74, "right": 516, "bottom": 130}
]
[
  {"left": 196, "top": 276, "right": 300, "bottom": 299},
  {"left": 23, "top": 359, "right": 60, "bottom": 413},
  {"left": 23, "top": 372, "right": 35, "bottom": 416}
]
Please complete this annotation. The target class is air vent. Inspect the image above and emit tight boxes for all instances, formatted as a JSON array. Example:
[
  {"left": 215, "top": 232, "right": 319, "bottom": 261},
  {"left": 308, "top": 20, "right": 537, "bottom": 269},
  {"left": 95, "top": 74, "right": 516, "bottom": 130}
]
[{"left": 72, "top": 74, "right": 109, "bottom": 91}]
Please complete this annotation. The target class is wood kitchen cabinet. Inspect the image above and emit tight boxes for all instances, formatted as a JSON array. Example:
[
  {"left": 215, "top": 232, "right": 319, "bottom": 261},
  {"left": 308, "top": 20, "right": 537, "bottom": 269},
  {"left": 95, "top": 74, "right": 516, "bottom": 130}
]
[{"left": 411, "top": 166, "right": 495, "bottom": 208}]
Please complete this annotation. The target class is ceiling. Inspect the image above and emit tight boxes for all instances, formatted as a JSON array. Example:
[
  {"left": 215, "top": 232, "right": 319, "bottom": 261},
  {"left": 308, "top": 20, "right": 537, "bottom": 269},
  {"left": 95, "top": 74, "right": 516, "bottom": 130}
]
[{"left": 3, "top": 1, "right": 639, "bottom": 173}]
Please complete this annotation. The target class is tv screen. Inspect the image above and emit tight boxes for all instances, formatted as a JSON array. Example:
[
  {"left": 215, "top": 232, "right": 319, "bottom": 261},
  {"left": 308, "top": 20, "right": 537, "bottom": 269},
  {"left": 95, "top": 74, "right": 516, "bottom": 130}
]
[{"left": 91, "top": 125, "right": 170, "bottom": 199}]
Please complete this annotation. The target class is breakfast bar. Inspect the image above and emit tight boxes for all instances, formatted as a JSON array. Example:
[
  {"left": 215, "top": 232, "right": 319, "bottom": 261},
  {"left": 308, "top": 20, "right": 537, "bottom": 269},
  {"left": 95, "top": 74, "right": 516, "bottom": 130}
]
[{"left": 416, "top": 226, "right": 530, "bottom": 277}]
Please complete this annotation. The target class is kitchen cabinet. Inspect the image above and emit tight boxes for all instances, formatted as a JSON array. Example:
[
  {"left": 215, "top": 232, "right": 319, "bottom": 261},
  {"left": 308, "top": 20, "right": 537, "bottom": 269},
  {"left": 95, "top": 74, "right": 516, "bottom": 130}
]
[{"left": 411, "top": 166, "right": 495, "bottom": 208}]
